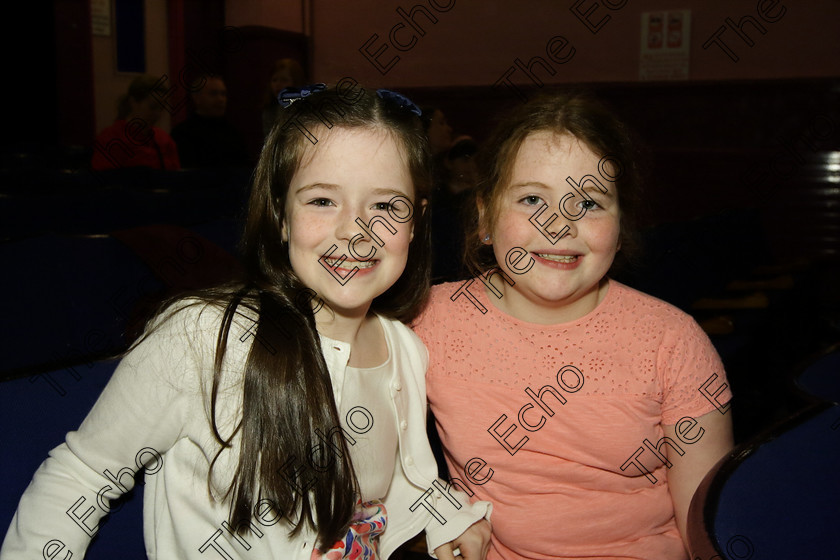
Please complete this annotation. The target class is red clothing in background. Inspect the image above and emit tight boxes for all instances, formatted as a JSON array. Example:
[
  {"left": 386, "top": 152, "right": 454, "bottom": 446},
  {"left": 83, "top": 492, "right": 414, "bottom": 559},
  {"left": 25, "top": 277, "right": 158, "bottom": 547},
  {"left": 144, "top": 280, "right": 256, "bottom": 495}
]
[{"left": 91, "top": 118, "right": 180, "bottom": 171}]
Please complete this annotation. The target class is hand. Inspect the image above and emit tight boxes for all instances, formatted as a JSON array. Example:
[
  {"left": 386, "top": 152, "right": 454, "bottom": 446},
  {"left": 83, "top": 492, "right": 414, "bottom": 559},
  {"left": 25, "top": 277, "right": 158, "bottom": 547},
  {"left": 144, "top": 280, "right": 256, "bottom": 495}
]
[{"left": 433, "top": 519, "right": 492, "bottom": 560}]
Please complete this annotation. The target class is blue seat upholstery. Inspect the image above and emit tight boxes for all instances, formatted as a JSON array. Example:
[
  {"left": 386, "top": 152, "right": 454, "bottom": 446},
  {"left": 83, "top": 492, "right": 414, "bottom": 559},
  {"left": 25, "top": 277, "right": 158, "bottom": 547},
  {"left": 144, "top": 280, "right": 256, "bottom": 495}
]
[
  {"left": 0, "top": 234, "right": 162, "bottom": 376},
  {"left": 0, "top": 361, "right": 146, "bottom": 559},
  {"left": 688, "top": 402, "right": 840, "bottom": 559},
  {"left": 797, "top": 343, "right": 840, "bottom": 404}
]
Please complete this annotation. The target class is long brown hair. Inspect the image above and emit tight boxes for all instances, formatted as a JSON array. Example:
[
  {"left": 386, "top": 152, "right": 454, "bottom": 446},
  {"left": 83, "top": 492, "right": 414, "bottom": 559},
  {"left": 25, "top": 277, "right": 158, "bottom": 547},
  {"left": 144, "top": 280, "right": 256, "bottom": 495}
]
[
  {"left": 465, "top": 91, "right": 645, "bottom": 277},
  {"left": 153, "top": 83, "right": 431, "bottom": 548}
]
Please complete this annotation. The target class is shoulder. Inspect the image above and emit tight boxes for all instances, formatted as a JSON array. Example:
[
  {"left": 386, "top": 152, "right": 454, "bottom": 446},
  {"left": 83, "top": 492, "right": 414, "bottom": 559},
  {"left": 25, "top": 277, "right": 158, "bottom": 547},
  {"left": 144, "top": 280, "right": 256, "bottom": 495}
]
[
  {"left": 411, "top": 280, "right": 481, "bottom": 350},
  {"left": 609, "top": 281, "right": 721, "bottom": 371},
  {"left": 379, "top": 315, "right": 429, "bottom": 375},
  {"left": 380, "top": 316, "right": 426, "bottom": 356},
  {"left": 413, "top": 281, "right": 464, "bottom": 327},
  {"left": 608, "top": 280, "right": 699, "bottom": 331},
  {"left": 141, "top": 297, "right": 257, "bottom": 363}
]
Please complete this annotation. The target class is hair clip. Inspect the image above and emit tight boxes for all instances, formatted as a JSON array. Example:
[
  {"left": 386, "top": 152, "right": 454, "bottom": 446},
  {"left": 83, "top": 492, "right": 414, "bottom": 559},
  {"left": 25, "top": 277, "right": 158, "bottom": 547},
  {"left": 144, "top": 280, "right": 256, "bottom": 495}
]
[
  {"left": 277, "top": 83, "right": 327, "bottom": 108},
  {"left": 376, "top": 89, "right": 422, "bottom": 116}
]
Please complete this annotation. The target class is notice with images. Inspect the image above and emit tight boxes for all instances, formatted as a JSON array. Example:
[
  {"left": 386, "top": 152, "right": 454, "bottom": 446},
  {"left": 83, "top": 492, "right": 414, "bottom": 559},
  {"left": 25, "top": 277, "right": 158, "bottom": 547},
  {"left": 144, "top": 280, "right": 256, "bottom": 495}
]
[
  {"left": 640, "top": 10, "right": 691, "bottom": 80},
  {"left": 91, "top": 0, "right": 111, "bottom": 37}
]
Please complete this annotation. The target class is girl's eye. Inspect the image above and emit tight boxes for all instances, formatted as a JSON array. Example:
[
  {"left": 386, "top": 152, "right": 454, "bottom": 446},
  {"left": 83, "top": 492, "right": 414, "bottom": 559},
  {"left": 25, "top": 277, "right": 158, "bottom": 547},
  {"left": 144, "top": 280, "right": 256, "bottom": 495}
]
[
  {"left": 309, "top": 198, "right": 334, "bottom": 207},
  {"left": 372, "top": 202, "right": 393, "bottom": 211},
  {"left": 580, "top": 199, "right": 600, "bottom": 211},
  {"left": 519, "top": 195, "right": 543, "bottom": 206}
]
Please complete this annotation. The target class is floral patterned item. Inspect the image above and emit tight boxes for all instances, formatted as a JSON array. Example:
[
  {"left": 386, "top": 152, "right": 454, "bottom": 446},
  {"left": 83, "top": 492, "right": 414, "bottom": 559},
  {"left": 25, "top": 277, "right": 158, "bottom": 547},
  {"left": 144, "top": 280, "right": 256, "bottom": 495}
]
[{"left": 310, "top": 500, "right": 388, "bottom": 560}]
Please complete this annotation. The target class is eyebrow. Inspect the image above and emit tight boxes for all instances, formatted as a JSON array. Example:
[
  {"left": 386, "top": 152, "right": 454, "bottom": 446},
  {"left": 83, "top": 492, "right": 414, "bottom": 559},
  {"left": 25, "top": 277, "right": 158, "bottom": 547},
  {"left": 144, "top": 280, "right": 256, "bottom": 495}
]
[
  {"left": 295, "top": 183, "right": 339, "bottom": 195},
  {"left": 371, "top": 187, "right": 412, "bottom": 198},
  {"left": 581, "top": 184, "right": 614, "bottom": 198},
  {"left": 294, "top": 183, "right": 411, "bottom": 198},
  {"left": 508, "top": 181, "right": 551, "bottom": 191},
  {"left": 509, "top": 181, "right": 614, "bottom": 198}
]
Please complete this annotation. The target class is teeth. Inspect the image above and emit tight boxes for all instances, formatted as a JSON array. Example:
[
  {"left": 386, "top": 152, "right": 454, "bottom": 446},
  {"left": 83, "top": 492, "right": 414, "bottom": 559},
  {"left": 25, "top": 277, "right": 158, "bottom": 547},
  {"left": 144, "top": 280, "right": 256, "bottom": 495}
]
[
  {"left": 324, "top": 257, "right": 377, "bottom": 269},
  {"left": 537, "top": 253, "right": 578, "bottom": 263}
]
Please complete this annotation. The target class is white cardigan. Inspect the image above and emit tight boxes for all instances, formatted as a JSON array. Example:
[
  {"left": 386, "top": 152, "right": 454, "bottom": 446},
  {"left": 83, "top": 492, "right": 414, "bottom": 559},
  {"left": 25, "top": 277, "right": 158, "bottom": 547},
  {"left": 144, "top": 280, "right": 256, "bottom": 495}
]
[{"left": 1, "top": 302, "right": 489, "bottom": 559}]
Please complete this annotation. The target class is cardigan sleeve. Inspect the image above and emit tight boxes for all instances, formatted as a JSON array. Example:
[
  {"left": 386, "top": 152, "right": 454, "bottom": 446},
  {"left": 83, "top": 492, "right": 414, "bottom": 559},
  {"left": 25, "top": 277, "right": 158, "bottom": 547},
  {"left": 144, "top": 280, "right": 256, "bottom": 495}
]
[{"left": 0, "top": 304, "right": 215, "bottom": 559}]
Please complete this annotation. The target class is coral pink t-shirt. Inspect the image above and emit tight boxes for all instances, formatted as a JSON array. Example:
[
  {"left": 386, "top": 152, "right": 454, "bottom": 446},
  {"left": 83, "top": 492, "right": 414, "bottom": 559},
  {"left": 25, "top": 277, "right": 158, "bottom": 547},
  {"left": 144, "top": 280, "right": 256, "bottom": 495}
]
[{"left": 413, "top": 279, "right": 732, "bottom": 560}]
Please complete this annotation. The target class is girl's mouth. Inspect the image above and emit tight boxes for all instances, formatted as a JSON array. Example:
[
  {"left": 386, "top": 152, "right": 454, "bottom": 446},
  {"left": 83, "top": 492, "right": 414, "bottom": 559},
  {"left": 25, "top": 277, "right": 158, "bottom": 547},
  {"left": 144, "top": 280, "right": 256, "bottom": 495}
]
[
  {"left": 323, "top": 257, "right": 378, "bottom": 269},
  {"left": 535, "top": 253, "right": 579, "bottom": 263}
]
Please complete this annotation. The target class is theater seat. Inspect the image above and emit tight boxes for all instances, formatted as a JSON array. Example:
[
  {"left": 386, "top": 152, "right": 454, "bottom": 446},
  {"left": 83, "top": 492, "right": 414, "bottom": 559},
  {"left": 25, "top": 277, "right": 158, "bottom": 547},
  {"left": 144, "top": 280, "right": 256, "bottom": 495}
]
[
  {"left": 796, "top": 343, "right": 840, "bottom": 404},
  {"left": 0, "top": 234, "right": 162, "bottom": 377},
  {"left": 688, "top": 401, "right": 840, "bottom": 559},
  {"left": 0, "top": 360, "right": 146, "bottom": 559}
]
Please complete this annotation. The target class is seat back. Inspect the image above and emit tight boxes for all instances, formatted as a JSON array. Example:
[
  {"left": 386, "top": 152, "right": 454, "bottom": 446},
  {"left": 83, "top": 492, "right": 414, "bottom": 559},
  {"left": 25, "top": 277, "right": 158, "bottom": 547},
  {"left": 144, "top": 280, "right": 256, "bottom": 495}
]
[
  {"left": 688, "top": 402, "right": 840, "bottom": 559},
  {"left": 0, "top": 361, "right": 147, "bottom": 559}
]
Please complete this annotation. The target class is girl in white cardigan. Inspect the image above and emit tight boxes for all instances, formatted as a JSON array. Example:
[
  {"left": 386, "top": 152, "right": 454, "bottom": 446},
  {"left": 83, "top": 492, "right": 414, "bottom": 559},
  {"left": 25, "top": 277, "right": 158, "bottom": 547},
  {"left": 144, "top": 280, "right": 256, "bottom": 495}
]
[{"left": 1, "top": 83, "right": 490, "bottom": 560}]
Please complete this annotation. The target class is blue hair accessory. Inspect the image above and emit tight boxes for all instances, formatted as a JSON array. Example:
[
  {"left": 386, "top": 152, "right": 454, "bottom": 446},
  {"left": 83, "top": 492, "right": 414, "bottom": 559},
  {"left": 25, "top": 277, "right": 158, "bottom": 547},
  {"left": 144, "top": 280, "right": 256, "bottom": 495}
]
[
  {"left": 376, "top": 89, "right": 422, "bottom": 116},
  {"left": 277, "top": 83, "right": 327, "bottom": 108}
]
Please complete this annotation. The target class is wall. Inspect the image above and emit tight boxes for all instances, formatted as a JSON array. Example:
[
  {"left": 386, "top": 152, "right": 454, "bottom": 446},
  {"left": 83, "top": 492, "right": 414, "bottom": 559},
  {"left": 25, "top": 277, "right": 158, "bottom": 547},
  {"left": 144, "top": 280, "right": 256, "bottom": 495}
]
[
  {"left": 92, "top": 0, "right": 170, "bottom": 133},
  {"left": 310, "top": 0, "right": 840, "bottom": 87},
  {"left": 225, "top": 0, "right": 305, "bottom": 33}
]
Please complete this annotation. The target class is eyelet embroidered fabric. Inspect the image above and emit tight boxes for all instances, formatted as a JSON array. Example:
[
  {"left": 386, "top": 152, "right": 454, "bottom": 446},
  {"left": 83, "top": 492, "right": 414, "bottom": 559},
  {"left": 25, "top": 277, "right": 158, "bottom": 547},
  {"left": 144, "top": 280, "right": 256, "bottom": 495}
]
[
  {"left": 412, "top": 279, "right": 732, "bottom": 559},
  {"left": 417, "top": 279, "right": 724, "bottom": 416}
]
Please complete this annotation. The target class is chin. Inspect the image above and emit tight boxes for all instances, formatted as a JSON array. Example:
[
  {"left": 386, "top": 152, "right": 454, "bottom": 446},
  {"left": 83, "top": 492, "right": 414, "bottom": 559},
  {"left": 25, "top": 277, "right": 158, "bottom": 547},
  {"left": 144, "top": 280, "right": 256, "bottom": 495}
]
[
  {"left": 319, "top": 285, "right": 388, "bottom": 313},
  {"left": 528, "top": 281, "right": 596, "bottom": 305}
]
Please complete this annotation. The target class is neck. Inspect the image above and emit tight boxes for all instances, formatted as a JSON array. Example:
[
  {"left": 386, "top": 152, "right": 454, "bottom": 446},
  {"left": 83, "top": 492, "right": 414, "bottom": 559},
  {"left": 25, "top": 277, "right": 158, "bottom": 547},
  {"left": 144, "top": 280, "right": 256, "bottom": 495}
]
[{"left": 314, "top": 303, "right": 372, "bottom": 345}]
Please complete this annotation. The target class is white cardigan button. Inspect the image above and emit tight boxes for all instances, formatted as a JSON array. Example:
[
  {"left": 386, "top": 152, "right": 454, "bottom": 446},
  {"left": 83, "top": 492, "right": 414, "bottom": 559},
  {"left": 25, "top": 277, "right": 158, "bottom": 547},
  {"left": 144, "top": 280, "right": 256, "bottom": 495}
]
[
  {"left": 405, "top": 456, "right": 414, "bottom": 466},
  {"left": 400, "top": 420, "right": 408, "bottom": 430}
]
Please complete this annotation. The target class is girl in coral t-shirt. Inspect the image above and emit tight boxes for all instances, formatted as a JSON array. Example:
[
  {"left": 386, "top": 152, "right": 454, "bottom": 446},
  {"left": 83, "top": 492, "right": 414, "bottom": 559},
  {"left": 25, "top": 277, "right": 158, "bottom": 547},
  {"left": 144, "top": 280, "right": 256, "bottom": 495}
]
[{"left": 413, "top": 93, "right": 733, "bottom": 560}]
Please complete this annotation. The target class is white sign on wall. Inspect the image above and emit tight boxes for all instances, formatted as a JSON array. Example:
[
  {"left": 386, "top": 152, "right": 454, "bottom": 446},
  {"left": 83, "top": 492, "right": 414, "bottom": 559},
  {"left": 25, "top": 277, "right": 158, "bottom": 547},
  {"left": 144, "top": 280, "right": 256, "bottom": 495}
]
[
  {"left": 640, "top": 10, "right": 691, "bottom": 80},
  {"left": 91, "top": 0, "right": 111, "bottom": 37}
]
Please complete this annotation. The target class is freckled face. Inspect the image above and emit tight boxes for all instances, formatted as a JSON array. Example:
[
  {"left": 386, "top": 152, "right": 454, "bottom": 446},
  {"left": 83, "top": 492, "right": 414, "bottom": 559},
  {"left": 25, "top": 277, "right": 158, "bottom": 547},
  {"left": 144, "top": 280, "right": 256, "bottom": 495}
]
[
  {"left": 489, "top": 131, "right": 621, "bottom": 322},
  {"left": 283, "top": 127, "right": 416, "bottom": 318}
]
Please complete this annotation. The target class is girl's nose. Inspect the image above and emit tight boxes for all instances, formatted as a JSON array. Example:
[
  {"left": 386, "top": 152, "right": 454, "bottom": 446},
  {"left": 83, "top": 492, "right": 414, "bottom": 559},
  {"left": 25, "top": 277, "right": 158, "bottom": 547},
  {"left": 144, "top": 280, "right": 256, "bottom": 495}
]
[
  {"left": 552, "top": 212, "right": 577, "bottom": 241},
  {"left": 335, "top": 206, "right": 361, "bottom": 241},
  {"left": 532, "top": 202, "right": 576, "bottom": 242}
]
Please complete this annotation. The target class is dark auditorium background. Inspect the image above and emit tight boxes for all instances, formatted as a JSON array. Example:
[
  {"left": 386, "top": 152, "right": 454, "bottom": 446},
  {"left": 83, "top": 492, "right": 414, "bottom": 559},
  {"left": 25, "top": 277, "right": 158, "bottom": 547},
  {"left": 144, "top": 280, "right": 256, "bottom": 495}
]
[{"left": 1, "top": 0, "right": 839, "bottom": 557}]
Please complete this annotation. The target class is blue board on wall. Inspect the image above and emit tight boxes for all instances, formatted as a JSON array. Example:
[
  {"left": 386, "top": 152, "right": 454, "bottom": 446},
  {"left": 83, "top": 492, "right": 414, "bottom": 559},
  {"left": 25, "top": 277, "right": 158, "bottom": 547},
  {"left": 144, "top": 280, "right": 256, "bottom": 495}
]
[{"left": 116, "top": 0, "right": 145, "bottom": 73}]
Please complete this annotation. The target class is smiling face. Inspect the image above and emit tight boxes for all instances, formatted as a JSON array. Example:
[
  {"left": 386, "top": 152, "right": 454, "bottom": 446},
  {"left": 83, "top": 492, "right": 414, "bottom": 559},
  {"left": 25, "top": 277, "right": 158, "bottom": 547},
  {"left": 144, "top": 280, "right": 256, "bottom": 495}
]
[
  {"left": 488, "top": 131, "right": 621, "bottom": 324},
  {"left": 283, "top": 126, "right": 416, "bottom": 320}
]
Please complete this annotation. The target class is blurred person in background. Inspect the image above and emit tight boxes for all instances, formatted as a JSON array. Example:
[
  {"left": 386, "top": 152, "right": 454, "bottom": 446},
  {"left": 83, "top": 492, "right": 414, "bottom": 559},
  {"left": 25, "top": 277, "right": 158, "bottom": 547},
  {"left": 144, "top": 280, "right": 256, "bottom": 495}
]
[
  {"left": 421, "top": 106, "right": 454, "bottom": 157},
  {"left": 261, "top": 58, "right": 306, "bottom": 136},
  {"left": 171, "top": 75, "right": 249, "bottom": 168},
  {"left": 431, "top": 135, "right": 479, "bottom": 282},
  {"left": 91, "top": 74, "right": 180, "bottom": 171}
]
